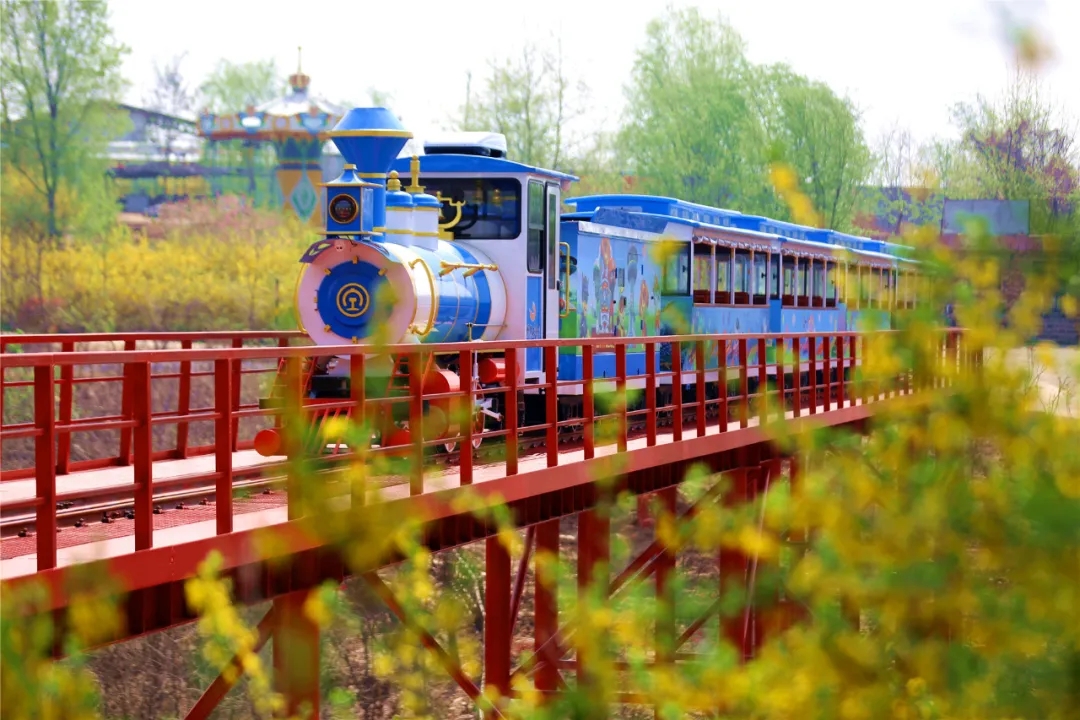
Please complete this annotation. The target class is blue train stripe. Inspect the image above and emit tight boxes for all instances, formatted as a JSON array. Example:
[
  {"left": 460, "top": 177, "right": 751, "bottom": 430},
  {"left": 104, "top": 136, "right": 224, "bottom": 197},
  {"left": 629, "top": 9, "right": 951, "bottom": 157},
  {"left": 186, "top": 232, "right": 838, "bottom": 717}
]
[{"left": 454, "top": 245, "right": 492, "bottom": 335}]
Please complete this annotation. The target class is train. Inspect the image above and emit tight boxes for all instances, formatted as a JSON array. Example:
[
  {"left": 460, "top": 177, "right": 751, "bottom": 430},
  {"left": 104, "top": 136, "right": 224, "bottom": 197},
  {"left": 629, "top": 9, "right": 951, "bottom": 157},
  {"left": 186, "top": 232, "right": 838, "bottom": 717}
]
[{"left": 254, "top": 106, "right": 922, "bottom": 458}]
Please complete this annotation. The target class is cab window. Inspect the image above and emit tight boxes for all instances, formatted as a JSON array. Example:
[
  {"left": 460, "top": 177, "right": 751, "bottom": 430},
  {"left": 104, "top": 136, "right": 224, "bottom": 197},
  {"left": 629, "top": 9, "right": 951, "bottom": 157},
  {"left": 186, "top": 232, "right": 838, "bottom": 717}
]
[{"left": 527, "top": 180, "right": 544, "bottom": 274}]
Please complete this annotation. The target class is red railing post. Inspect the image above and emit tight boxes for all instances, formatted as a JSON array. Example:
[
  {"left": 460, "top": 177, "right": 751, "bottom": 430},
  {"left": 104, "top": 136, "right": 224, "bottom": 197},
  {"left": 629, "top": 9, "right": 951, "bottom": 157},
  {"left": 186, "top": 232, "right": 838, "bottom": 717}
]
[
  {"left": 671, "top": 341, "right": 683, "bottom": 441},
  {"left": 176, "top": 339, "right": 193, "bottom": 459},
  {"left": 738, "top": 338, "right": 749, "bottom": 428},
  {"left": 131, "top": 361, "right": 154, "bottom": 551},
  {"left": 275, "top": 338, "right": 290, "bottom": 431},
  {"left": 283, "top": 356, "right": 304, "bottom": 521},
  {"left": 118, "top": 338, "right": 136, "bottom": 465},
  {"left": 583, "top": 344, "right": 595, "bottom": 460},
  {"left": 775, "top": 336, "right": 786, "bottom": 415},
  {"left": 792, "top": 337, "right": 802, "bottom": 417},
  {"left": 861, "top": 335, "right": 871, "bottom": 404},
  {"left": 505, "top": 350, "right": 519, "bottom": 475},
  {"left": 809, "top": 337, "right": 818, "bottom": 415},
  {"left": 847, "top": 335, "right": 857, "bottom": 404},
  {"left": 836, "top": 336, "right": 846, "bottom": 408},
  {"left": 34, "top": 364, "right": 57, "bottom": 571},
  {"left": 459, "top": 349, "right": 474, "bottom": 484},
  {"left": 350, "top": 353, "right": 369, "bottom": 504},
  {"left": 214, "top": 358, "right": 233, "bottom": 535},
  {"left": 718, "top": 338, "right": 728, "bottom": 430},
  {"left": 758, "top": 337, "right": 768, "bottom": 425},
  {"left": 946, "top": 330, "right": 958, "bottom": 389},
  {"left": 545, "top": 345, "right": 559, "bottom": 467},
  {"left": 616, "top": 343, "right": 628, "bottom": 453},
  {"left": 645, "top": 342, "right": 657, "bottom": 447},
  {"left": 408, "top": 351, "right": 424, "bottom": 496},
  {"left": 695, "top": 341, "right": 706, "bottom": 437},
  {"left": 56, "top": 342, "right": 74, "bottom": 475},
  {"left": 230, "top": 338, "right": 242, "bottom": 452}
]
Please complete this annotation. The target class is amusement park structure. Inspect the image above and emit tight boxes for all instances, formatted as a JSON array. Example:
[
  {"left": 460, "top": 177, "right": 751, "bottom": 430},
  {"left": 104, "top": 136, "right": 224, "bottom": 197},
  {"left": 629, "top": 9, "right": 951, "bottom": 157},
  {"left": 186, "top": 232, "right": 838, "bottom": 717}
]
[
  {"left": 0, "top": 105, "right": 972, "bottom": 718},
  {"left": 196, "top": 50, "right": 346, "bottom": 224}
]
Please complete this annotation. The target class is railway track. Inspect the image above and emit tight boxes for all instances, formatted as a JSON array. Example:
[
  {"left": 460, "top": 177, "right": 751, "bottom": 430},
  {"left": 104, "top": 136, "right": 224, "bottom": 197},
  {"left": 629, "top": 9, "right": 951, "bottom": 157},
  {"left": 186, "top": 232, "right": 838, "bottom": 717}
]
[{"left": 3, "top": 393, "right": 826, "bottom": 542}]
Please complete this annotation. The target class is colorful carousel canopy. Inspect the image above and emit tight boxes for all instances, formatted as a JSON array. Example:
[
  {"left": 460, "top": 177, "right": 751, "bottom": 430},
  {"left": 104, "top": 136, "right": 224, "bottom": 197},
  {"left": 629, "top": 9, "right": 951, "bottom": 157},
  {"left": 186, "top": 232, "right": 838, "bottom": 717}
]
[{"left": 196, "top": 48, "right": 347, "bottom": 223}]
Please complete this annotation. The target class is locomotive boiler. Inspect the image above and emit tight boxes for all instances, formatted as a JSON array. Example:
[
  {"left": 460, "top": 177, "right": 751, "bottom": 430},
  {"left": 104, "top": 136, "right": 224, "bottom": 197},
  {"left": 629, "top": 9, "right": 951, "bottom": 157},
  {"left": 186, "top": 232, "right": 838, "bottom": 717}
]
[{"left": 295, "top": 108, "right": 508, "bottom": 350}]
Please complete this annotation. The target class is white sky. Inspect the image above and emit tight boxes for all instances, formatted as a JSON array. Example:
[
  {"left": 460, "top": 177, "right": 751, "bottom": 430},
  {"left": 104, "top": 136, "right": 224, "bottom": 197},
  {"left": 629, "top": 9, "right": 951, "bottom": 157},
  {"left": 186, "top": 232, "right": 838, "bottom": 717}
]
[{"left": 109, "top": 0, "right": 1079, "bottom": 150}]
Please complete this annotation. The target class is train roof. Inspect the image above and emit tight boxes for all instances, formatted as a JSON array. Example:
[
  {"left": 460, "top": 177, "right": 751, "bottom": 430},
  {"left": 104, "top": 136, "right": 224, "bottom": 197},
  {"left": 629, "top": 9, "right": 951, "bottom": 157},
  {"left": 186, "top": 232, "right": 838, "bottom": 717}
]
[
  {"left": 388, "top": 150, "right": 578, "bottom": 183},
  {"left": 566, "top": 193, "right": 897, "bottom": 255},
  {"left": 564, "top": 203, "right": 916, "bottom": 267},
  {"left": 567, "top": 194, "right": 746, "bottom": 227}
]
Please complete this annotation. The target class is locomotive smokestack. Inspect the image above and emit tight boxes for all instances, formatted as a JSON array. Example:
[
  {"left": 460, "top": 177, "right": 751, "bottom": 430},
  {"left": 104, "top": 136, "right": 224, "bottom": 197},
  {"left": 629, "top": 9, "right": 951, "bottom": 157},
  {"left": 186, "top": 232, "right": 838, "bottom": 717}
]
[{"left": 326, "top": 107, "right": 412, "bottom": 232}]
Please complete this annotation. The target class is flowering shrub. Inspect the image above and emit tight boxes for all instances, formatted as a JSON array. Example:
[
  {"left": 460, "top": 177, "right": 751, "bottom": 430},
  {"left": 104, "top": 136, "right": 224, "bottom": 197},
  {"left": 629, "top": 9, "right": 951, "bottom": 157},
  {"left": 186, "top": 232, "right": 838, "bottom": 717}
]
[{"left": 1, "top": 200, "right": 314, "bottom": 333}]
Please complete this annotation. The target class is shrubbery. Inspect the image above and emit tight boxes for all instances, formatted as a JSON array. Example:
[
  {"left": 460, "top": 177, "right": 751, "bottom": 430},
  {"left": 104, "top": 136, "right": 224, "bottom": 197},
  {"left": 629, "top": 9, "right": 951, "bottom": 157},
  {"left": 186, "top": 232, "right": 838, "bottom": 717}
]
[{"left": 1, "top": 198, "right": 315, "bottom": 333}]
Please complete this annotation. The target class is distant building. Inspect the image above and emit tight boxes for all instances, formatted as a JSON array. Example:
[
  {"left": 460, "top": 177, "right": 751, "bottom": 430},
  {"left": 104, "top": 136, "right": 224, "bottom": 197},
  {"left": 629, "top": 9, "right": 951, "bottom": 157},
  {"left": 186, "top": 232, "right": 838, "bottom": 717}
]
[{"left": 108, "top": 103, "right": 201, "bottom": 164}]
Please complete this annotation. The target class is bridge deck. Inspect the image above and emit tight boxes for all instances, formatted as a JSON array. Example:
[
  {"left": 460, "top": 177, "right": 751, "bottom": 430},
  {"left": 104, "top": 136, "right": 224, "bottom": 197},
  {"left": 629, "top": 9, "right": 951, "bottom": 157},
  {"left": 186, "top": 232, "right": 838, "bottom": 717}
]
[{"left": 0, "top": 398, "right": 878, "bottom": 580}]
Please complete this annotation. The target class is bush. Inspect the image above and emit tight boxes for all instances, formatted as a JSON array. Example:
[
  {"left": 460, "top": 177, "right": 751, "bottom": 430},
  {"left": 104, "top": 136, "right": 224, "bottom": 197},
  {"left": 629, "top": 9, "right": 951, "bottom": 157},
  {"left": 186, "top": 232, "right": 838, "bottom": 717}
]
[{"left": 1, "top": 198, "right": 315, "bottom": 333}]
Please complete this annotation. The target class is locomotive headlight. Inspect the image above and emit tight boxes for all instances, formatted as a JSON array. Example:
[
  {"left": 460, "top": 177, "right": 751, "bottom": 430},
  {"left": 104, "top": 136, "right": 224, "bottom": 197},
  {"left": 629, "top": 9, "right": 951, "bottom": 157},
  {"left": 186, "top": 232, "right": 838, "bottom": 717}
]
[{"left": 329, "top": 194, "right": 359, "bottom": 224}]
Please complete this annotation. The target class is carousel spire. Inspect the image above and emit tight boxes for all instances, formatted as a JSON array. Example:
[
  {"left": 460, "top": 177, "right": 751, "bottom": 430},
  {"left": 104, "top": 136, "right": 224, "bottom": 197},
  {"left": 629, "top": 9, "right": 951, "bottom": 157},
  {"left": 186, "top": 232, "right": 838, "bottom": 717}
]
[{"left": 289, "top": 45, "right": 310, "bottom": 93}]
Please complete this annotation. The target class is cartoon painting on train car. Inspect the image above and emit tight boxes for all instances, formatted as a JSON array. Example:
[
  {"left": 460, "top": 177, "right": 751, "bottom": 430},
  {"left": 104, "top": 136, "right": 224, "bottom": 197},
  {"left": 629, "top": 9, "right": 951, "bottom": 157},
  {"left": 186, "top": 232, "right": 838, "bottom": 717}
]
[
  {"left": 848, "top": 308, "right": 892, "bottom": 333},
  {"left": 781, "top": 308, "right": 845, "bottom": 362},
  {"left": 576, "top": 233, "right": 662, "bottom": 351},
  {"left": 526, "top": 276, "right": 543, "bottom": 372},
  {"left": 687, "top": 306, "right": 771, "bottom": 371}
]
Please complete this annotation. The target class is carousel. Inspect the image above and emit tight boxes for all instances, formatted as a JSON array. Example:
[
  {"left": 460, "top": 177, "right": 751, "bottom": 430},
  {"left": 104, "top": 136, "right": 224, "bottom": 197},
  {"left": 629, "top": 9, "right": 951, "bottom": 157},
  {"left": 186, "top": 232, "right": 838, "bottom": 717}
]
[{"left": 197, "top": 49, "right": 346, "bottom": 223}]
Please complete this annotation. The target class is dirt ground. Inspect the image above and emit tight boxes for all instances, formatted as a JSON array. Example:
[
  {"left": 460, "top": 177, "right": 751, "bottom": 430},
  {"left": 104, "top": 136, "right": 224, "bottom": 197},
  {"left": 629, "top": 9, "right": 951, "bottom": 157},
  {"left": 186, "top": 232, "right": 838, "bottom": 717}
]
[{"left": 995, "top": 345, "right": 1080, "bottom": 417}]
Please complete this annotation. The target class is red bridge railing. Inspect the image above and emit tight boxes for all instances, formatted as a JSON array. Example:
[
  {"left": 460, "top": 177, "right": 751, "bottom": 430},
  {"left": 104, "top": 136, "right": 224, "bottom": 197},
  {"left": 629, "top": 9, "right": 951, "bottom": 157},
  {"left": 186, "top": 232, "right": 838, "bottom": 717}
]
[
  {"left": 1, "top": 331, "right": 308, "bottom": 479},
  {"left": 0, "top": 329, "right": 971, "bottom": 574}
]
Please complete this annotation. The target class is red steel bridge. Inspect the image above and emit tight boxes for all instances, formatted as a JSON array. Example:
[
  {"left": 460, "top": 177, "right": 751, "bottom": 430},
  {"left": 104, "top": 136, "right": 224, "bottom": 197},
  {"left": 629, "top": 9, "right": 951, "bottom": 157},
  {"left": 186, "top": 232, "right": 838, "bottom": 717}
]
[{"left": 0, "top": 329, "right": 971, "bottom": 718}]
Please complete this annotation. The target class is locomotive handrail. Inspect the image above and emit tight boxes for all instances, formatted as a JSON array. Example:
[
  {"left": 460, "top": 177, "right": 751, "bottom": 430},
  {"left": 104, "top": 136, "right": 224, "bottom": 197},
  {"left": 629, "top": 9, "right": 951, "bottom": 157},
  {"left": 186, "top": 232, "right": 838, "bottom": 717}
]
[
  {"left": 0, "top": 329, "right": 964, "bottom": 368},
  {"left": 407, "top": 257, "right": 438, "bottom": 337}
]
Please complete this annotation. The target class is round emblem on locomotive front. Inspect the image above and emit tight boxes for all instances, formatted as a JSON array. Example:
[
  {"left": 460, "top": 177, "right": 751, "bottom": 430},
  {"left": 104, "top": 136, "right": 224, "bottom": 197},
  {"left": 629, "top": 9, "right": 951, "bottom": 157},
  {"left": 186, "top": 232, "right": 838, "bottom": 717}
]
[
  {"left": 329, "top": 193, "right": 359, "bottom": 224},
  {"left": 335, "top": 282, "right": 369, "bottom": 318}
]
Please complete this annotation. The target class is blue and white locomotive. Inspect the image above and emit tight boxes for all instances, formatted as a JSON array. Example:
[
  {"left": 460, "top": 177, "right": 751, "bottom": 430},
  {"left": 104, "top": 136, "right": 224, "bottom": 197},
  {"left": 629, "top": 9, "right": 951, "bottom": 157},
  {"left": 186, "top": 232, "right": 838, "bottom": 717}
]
[{"left": 270, "top": 106, "right": 921, "bottom": 455}]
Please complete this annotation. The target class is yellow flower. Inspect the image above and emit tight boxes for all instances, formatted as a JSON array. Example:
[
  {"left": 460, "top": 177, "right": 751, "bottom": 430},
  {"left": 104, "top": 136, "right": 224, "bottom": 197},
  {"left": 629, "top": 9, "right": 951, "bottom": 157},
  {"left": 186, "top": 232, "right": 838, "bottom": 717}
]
[
  {"left": 321, "top": 416, "right": 351, "bottom": 441},
  {"left": 906, "top": 677, "right": 926, "bottom": 697},
  {"left": 769, "top": 163, "right": 798, "bottom": 193},
  {"left": 736, "top": 525, "right": 779, "bottom": 560},
  {"left": 303, "top": 589, "right": 333, "bottom": 629}
]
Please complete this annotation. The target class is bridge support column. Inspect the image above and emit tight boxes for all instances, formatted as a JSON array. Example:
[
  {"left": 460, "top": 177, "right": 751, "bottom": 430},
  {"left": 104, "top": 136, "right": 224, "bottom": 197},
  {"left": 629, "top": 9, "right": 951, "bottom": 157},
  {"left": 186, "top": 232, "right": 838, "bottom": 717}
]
[
  {"left": 534, "top": 519, "right": 560, "bottom": 694},
  {"left": 576, "top": 507, "right": 610, "bottom": 712},
  {"left": 273, "top": 591, "right": 320, "bottom": 720},
  {"left": 719, "top": 468, "right": 751, "bottom": 661},
  {"left": 654, "top": 487, "right": 677, "bottom": 719},
  {"left": 484, "top": 535, "right": 512, "bottom": 709}
]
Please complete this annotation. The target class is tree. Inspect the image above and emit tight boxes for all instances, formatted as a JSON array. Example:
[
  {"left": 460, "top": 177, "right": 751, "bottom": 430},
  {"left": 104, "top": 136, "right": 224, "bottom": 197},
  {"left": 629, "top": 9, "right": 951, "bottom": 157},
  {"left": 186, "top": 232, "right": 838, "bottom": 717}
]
[
  {"left": 450, "top": 37, "right": 586, "bottom": 171},
  {"left": 197, "top": 58, "right": 282, "bottom": 114},
  {"left": 870, "top": 122, "right": 919, "bottom": 188},
  {"left": 618, "top": 6, "right": 871, "bottom": 230},
  {"left": 144, "top": 53, "right": 195, "bottom": 164},
  {"left": 0, "top": 0, "right": 129, "bottom": 241},
  {"left": 618, "top": 7, "right": 766, "bottom": 211},
  {"left": 948, "top": 70, "right": 1079, "bottom": 237},
  {"left": 756, "top": 64, "right": 872, "bottom": 230}
]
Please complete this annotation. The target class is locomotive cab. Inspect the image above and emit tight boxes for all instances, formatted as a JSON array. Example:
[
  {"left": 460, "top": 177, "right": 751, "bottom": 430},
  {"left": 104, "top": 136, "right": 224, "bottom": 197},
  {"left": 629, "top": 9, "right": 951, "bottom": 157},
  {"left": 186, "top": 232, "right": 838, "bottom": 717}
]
[{"left": 387, "top": 135, "right": 577, "bottom": 385}]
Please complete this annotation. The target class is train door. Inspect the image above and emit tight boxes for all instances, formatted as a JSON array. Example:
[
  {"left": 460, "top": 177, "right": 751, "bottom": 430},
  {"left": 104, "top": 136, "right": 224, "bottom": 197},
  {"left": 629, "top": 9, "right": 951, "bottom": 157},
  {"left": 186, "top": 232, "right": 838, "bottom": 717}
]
[
  {"left": 544, "top": 182, "right": 561, "bottom": 380},
  {"left": 525, "top": 177, "right": 562, "bottom": 383}
]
